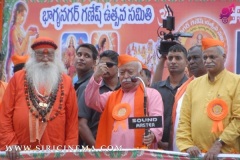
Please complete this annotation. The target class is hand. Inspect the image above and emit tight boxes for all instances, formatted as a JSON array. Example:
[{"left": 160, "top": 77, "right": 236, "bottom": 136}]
[
  {"left": 6, "top": 145, "right": 20, "bottom": 160},
  {"left": 142, "top": 130, "right": 155, "bottom": 147},
  {"left": 159, "top": 54, "right": 167, "bottom": 61},
  {"left": 27, "top": 27, "right": 38, "bottom": 36},
  {"left": 186, "top": 146, "right": 201, "bottom": 157},
  {"left": 157, "top": 141, "right": 168, "bottom": 150},
  {"left": 204, "top": 141, "right": 222, "bottom": 160},
  {"left": 93, "top": 63, "right": 108, "bottom": 82}
]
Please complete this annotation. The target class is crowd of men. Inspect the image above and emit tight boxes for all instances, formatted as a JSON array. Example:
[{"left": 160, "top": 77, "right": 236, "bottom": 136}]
[{"left": 0, "top": 36, "right": 239, "bottom": 160}]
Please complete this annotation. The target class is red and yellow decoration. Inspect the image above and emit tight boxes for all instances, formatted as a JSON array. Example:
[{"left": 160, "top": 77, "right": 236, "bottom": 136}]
[
  {"left": 207, "top": 98, "right": 228, "bottom": 133},
  {"left": 112, "top": 103, "right": 131, "bottom": 132}
]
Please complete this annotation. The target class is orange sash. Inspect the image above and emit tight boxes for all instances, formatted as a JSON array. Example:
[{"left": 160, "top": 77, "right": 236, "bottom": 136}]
[
  {"left": 172, "top": 76, "right": 194, "bottom": 125},
  {"left": 95, "top": 84, "right": 145, "bottom": 148},
  {"left": 168, "top": 76, "right": 193, "bottom": 150}
]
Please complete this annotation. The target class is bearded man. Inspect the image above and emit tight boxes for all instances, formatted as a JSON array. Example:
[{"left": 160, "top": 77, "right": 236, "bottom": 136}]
[{"left": 0, "top": 37, "right": 78, "bottom": 158}]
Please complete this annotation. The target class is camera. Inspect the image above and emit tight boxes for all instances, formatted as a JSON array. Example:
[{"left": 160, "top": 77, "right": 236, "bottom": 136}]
[{"left": 158, "top": 5, "right": 193, "bottom": 55}]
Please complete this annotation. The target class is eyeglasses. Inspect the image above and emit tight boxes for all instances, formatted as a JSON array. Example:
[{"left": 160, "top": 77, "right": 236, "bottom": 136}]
[
  {"left": 106, "top": 62, "right": 117, "bottom": 68},
  {"left": 35, "top": 50, "right": 55, "bottom": 59}
]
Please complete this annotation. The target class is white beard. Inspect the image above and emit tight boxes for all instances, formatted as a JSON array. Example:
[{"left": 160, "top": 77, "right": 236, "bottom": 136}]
[{"left": 25, "top": 55, "right": 67, "bottom": 95}]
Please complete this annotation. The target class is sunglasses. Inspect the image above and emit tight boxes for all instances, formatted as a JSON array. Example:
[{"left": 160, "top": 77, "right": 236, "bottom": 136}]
[{"left": 106, "top": 62, "right": 117, "bottom": 68}]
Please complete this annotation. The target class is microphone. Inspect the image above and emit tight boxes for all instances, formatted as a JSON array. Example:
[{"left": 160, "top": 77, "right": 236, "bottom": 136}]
[
  {"left": 130, "top": 76, "right": 146, "bottom": 96},
  {"left": 131, "top": 76, "right": 149, "bottom": 137}
]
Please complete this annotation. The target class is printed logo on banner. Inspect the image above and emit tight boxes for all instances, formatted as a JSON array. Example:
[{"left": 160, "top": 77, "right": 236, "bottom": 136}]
[
  {"left": 219, "top": 3, "right": 240, "bottom": 25},
  {"left": 178, "top": 16, "right": 228, "bottom": 53},
  {"left": 220, "top": 3, "right": 235, "bottom": 24}
]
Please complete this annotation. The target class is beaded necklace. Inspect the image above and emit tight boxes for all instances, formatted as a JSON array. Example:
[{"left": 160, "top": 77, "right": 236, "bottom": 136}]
[{"left": 24, "top": 73, "right": 64, "bottom": 123}]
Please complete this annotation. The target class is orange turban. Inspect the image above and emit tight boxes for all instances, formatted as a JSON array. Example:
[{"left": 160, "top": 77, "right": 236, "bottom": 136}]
[
  {"left": 31, "top": 37, "right": 58, "bottom": 50},
  {"left": 11, "top": 54, "right": 29, "bottom": 66},
  {"left": 118, "top": 54, "right": 139, "bottom": 67},
  {"left": 202, "top": 38, "right": 224, "bottom": 50}
]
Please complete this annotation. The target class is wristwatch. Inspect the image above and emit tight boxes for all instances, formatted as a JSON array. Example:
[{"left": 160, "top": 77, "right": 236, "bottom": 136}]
[{"left": 216, "top": 138, "right": 225, "bottom": 145}]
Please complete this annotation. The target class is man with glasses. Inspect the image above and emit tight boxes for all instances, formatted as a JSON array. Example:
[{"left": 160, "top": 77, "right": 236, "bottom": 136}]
[
  {"left": 0, "top": 37, "right": 78, "bottom": 158},
  {"left": 79, "top": 50, "right": 120, "bottom": 147}
]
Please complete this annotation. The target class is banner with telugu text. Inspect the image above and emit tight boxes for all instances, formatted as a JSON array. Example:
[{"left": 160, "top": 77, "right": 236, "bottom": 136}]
[
  {"left": 1, "top": 0, "right": 240, "bottom": 81},
  {"left": 1, "top": 149, "right": 240, "bottom": 159}
]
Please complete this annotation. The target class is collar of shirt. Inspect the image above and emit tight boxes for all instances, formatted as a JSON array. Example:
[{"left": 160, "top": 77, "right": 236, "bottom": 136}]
[
  {"left": 74, "top": 70, "right": 94, "bottom": 90},
  {"left": 207, "top": 68, "right": 226, "bottom": 84},
  {"left": 158, "top": 75, "right": 188, "bottom": 90}
]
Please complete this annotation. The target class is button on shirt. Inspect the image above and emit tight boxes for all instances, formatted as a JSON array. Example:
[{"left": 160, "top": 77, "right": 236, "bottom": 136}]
[
  {"left": 74, "top": 70, "right": 94, "bottom": 145},
  {"left": 151, "top": 75, "right": 188, "bottom": 143}
]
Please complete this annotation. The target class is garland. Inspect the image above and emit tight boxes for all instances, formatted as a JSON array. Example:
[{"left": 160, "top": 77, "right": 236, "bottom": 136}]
[{"left": 24, "top": 72, "right": 64, "bottom": 123}]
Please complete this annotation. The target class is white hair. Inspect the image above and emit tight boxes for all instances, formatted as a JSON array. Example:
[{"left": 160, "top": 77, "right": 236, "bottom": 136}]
[
  {"left": 25, "top": 53, "right": 67, "bottom": 95},
  {"left": 118, "top": 61, "right": 142, "bottom": 75},
  {"left": 216, "top": 46, "right": 225, "bottom": 55},
  {"left": 130, "top": 61, "right": 142, "bottom": 72}
]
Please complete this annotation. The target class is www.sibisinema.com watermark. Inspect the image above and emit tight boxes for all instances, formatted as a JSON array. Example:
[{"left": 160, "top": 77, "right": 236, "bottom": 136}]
[{"left": 5, "top": 145, "right": 123, "bottom": 152}]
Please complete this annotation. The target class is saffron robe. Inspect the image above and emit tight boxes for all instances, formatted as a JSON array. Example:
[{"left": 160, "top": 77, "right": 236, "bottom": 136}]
[
  {"left": 0, "top": 80, "right": 7, "bottom": 104},
  {"left": 0, "top": 70, "right": 78, "bottom": 150},
  {"left": 176, "top": 69, "right": 240, "bottom": 153}
]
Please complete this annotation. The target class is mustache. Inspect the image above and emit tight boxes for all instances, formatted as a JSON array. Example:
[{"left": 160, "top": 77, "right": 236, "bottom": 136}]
[{"left": 122, "top": 78, "right": 132, "bottom": 83}]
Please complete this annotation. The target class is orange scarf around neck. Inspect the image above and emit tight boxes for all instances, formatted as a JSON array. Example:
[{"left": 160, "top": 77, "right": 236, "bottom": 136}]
[
  {"left": 168, "top": 76, "right": 193, "bottom": 150},
  {"left": 172, "top": 76, "right": 194, "bottom": 125},
  {"left": 95, "top": 84, "right": 145, "bottom": 148}
]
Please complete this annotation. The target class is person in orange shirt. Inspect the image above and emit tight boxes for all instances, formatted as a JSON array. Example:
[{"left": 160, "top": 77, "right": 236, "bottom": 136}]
[{"left": 0, "top": 37, "right": 78, "bottom": 159}]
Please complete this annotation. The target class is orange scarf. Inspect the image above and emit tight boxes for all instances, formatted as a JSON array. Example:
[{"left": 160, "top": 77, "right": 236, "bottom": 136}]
[
  {"left": 95, "top": 84, "right": 145, "bottom": 148},
  {"left": 171, "top": 76, "right": 194, "bottom": 125},
  {"left": 168, "top": 76, "right": 193, "bottom": 150}
]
